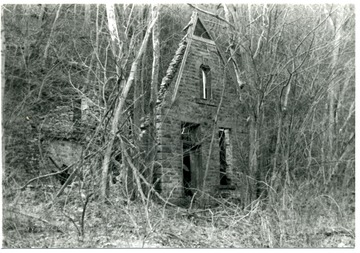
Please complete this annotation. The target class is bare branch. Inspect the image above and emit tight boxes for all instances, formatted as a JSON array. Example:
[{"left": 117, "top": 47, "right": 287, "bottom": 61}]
[
  {"left": 121, "top": 135, "right": 176, "bottom": 207},
  {"left": 80, "top": 193, "right": 94, "bottom": 237},
  {"left": 43, "top": 4, "right": 62, "bottom": 67},
  {"left": 5, "top": 208, "right": 64, "bottom": 233},
  {"left": 16, "top": 161, "right": 75, "bottom": 191},
  {"left": 187, "top": 4, "right": 235, "bottom": 29},
  {"left": 101, "top": 6, "right": 159, "bottom": 200}
]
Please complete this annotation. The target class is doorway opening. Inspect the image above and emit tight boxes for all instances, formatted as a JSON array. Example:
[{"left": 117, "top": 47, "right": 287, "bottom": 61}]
[{"left": 181, "top": 123, "right": 201, "bottom": 197}]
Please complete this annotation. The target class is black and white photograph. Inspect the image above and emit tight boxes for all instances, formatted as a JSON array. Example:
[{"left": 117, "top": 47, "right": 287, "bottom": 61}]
[{"left": 0, "top": 2, "right": 356, "bottom": 248}]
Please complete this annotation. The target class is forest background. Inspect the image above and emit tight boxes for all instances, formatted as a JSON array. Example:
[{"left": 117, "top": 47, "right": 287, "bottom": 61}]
[{"left": 1, "top": 2, "right": 356, "bottom": 248}]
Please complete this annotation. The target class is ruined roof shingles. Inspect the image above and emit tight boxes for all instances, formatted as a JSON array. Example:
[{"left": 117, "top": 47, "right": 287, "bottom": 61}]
[{"left": 156, "top": 39, "right": 188, "bottom": 107}]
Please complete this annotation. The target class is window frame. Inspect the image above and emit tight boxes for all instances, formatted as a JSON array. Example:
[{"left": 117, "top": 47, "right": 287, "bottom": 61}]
[{"left": 199, "top": 64, "right": 211, "bottom": 100}]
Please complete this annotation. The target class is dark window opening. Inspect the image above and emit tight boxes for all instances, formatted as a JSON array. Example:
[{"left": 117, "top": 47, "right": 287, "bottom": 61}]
[
  {"left": 199, "top": 64, "right": 211, "bottom": 100},
  {"left": 219, "top": 128, "right": 232, "bottom": 186},
  {"left": 194, "top": 19, "right": 212, "bottom": 40}
]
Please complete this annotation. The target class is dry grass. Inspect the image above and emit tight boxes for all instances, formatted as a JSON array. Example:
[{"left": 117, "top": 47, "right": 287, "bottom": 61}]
[{"left": 2, "top": 181, "right": 355, "bottom": 248}]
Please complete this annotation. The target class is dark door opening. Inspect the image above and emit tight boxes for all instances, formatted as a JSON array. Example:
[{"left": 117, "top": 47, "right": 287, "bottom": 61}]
[
  {"left": 183, "top": 149, "right": 192, "bottom": 196},
  {"left": 181, "top": 123, "right": 201, "bottom": 197},
  {"left": 182, "top": 143, "right": 202, "bottom": 197}
]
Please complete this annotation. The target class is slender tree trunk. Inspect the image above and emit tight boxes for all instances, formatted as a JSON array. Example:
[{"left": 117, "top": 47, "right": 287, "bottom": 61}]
[
  {"left": 222, "top": 4, "right": 246, "bottom": 89},
  {"left": 43, "top": 4, "right": 62, "bottom": 67},
  {"left": 101, "top": 6, "right": 158, "bottom": 201},
  {"left": 306, "top": 113, "right": 315, "bottom": 178},
  {"left": 201, "top": 72, "right": 227, "bottom": 206},
  {"left": 84, "top": 5, "right": 91, "bottom": 30},
  {"left": 327, "top": 6, "right": 343, "bottom": 180},
  {"left": 106, "top": 4, "right": 122, "bottom": 78},
  {"left": 1, "top": 5, "right": 6, "bottom": 177},
  {"left": 38, "top": 4, "right": 46, "bottom": 25},
  {"left": 147, "top": 4, "right": 160, "bottom": 190},
  {"left": 248, "top": 114, "right": 258, "bottom": 203},
  {"left": 222, "top": 4, "right": 258, "bottom": 205},
  {"left": 150, "top": 4, "right": 159, "bottom": 111},
  {"left": 81, "top": 5, "right": 102, "bottom": 123},
  {"left": 132, "top": 9, "right": 147, "bottom": 196}
]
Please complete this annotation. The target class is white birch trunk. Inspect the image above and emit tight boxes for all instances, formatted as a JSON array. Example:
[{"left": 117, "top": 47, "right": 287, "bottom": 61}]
[
  {"left": 101, "top": 5, "right": 158, "bottom": 201},
  {"left": 148, "top": 4, "right": 160, "bottom": 189},
  {"left": 327, "top": 6, "right": 343, "bottom": 180},
  {"left": 43, "top": 4, "right": 62, "bottom": 67}
]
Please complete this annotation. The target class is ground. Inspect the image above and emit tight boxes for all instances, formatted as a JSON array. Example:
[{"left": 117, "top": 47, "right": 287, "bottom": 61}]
[{"left": 2, "top": 182, "right": 355, "bottom": 248}]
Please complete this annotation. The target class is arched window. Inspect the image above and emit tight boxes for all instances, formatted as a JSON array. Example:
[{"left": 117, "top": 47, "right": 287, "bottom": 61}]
[{"left": 200, "top": 64, "right": 211, "bottom": 100}]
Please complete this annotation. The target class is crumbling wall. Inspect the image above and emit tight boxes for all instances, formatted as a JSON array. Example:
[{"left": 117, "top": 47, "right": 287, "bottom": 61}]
[
  {"left": 156, "top": 32, "right": 247, "bottom": 202},
  {"left": 40, "top": 104, "right": 85, "bottom": 180},
  {"left": 44, "top": 140, "right": 83, "bottom": 169}
]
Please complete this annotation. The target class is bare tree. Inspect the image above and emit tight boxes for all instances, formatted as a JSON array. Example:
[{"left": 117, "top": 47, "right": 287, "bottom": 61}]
[{"left": 100, "top": 4, "right": 158, "bottom": 201}]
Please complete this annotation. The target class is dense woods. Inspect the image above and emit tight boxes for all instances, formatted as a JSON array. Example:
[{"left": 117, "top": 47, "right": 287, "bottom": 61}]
[{"left": 2, "top": 4, "right": 355, "bottom": 248}]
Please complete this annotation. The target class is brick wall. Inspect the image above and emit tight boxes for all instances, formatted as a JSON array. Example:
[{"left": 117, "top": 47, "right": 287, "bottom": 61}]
[{"left": 156, "top": 34, "right": 248, "bottom": 202}]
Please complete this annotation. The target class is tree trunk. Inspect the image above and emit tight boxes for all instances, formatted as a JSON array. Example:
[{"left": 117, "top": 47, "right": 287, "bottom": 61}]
[
  {"left": 221, "top": 4, "right": 258, "bottom": 205},
  {"left": 43, "top": 4, "right": 62, "bottom": 67},
  {"left": 100, "top": 5, "right": 158, "bottom": 201},
  {"left": 248, "top": 114, "right": 258, "bottom": 203},
  {"left": 222, "top": 4, "right": 246, "bottom": 89},
  {"left": 1, "top": 5, "right": 6, "bottom": 177},
  {"left": 84, "top": 5, "right": 91, "bottom": 30},
  {"left": 200, "top": 73, "right": 227, "bottom": 206},
  {"left": 106, "top": 4, "right": 122, "bottom": 78},
  {"left": 327, "top": 6, "right": 343, "bottom": 180},
  {"left": 270, "top": 73, "right": 292, "bottom": 196},
  {"left": 147, "top": 4, "right": 160, "bottom": 191}
]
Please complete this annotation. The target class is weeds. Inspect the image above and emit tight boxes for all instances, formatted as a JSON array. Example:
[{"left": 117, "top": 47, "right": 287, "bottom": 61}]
[{"left": 2, "top": 180, "right": 355, "bottom": 248}]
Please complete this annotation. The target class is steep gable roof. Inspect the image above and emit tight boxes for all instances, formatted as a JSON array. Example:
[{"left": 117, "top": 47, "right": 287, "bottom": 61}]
[
  {"left": 193, "top": 18, "right": 212, "bottom": 39},
  {"left": 156, "top": 11, "right": 237, "bottom": 109}
]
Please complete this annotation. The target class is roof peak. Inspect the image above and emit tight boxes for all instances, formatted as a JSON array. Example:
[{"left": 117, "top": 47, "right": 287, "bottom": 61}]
[{"left": 182, "top": 11, "right": 213, "bottom": 42}]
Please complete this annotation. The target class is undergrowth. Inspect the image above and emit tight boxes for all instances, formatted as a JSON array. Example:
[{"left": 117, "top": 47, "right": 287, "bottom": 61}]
[{"left": 2, "top": 181, "right": 355, "bottom": 248}]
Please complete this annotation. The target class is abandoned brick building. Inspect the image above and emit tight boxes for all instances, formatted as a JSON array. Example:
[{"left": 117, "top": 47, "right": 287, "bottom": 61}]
[
  {"left": 43, "top": 12, "right": 248, "bottom": 202},
  {"left": 148, "top": 12, "right": 248, "bottom": 200}
]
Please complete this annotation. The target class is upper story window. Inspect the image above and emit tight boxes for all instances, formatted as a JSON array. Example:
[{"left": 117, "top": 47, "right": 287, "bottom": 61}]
[{"left": 200, "top": 64, "right": 211, "bottom": 100}]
